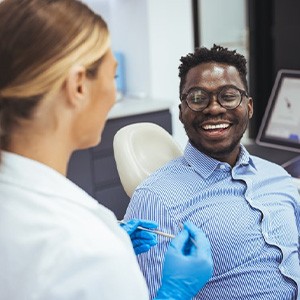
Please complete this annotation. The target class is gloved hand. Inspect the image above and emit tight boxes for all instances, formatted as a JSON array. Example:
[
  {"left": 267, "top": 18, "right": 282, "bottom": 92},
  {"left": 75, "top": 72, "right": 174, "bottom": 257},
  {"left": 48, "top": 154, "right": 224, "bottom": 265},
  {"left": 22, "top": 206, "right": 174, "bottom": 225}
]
[
  {"left": 155, "top": 221, "right": 213, "bottom": 300},
  {"left": 120, "top": 219, "right": 158, "bottom": 255}
]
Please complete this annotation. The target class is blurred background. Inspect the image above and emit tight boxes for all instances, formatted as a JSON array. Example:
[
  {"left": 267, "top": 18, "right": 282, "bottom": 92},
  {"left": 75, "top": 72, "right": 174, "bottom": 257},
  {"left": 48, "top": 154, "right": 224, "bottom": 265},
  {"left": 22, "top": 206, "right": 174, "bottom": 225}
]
[{"left": 83, "top": 0, "right": 300, "bottom": 147}]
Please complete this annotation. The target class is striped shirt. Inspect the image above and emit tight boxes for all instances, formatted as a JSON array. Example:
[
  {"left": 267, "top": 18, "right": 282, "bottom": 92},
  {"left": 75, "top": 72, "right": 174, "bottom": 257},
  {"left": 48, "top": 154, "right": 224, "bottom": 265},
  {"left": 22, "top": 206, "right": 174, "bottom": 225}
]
[{"left": 124, "top": 142, "right": 300, "bottom": 300}]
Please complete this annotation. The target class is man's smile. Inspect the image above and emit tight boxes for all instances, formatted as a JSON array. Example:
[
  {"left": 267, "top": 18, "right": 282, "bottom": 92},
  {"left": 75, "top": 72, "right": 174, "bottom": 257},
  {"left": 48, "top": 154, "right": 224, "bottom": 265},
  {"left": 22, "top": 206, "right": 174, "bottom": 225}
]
[{"left": 201, "top": 123, "right": 231, "bottom": 130}]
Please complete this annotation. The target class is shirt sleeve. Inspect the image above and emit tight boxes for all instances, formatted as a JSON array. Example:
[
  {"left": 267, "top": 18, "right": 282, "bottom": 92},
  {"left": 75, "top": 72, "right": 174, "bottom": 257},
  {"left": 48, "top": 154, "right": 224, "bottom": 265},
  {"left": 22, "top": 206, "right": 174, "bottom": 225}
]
[
  {"left": 279, "top": 172, "right": 300, "bottom": 259},
  {"left": 293, "top": 187, "right": 300, "bottom": 256},
  {"left": 124, "top": 187, "right": 180, "bottom": 299},
  {"left": 285, "top": 175, "right": 300, "bottom": 242}
]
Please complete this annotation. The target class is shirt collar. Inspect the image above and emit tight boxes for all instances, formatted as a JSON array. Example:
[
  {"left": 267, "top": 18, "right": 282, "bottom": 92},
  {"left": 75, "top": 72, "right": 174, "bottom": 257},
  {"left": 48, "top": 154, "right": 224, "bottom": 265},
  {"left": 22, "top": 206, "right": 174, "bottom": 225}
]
[
  {"left": 183, "top": 142, "right": 257, "bottom": 178},
  {"left": 237, "top": 144, "right": 256, "bottom": 170}
]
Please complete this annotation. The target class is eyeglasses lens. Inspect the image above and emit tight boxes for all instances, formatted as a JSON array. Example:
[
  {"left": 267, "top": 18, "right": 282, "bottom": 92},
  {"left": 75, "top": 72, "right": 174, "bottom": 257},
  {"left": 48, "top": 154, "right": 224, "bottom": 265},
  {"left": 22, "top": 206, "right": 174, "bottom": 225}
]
[
  {"left": 186, "top": 90, "right": 209, "bottom": 111},
  {"left": 219, "top": 87, "right": 241, "bottom": 109}
]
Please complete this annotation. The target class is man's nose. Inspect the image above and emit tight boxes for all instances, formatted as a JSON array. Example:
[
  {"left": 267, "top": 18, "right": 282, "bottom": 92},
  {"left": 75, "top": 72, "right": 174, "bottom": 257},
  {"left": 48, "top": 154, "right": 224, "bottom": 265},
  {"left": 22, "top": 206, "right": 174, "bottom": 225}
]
[{"left": 202, "top": 94, "right": 226, "bottom": 114}]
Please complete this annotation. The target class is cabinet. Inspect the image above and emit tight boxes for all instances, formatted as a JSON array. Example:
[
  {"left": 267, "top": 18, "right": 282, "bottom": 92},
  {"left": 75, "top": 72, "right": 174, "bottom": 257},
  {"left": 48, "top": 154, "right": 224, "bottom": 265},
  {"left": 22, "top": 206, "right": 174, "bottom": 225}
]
[{"left": 67, "top": 109, "right": 172, "bottom": 219}]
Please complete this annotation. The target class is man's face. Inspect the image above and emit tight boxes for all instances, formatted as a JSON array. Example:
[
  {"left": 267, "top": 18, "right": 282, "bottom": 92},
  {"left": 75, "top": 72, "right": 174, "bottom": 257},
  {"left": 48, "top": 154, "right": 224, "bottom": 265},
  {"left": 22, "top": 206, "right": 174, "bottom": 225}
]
[{"left": 179, "top": 62, "right": 253, "bottom": 165}]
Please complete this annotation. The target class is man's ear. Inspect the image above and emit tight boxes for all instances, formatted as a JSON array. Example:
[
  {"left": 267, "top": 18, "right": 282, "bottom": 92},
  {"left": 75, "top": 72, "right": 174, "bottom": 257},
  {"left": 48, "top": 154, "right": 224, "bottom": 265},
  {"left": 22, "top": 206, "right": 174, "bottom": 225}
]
[
  {"left": 179, "top": 103, "right": 183, "bottom": 123},
  {"left": 248, "top": 97, "right": 254, "bottom": 119},
  {"left": 64, "top": 65, "right": 88, "bottom": 108}
]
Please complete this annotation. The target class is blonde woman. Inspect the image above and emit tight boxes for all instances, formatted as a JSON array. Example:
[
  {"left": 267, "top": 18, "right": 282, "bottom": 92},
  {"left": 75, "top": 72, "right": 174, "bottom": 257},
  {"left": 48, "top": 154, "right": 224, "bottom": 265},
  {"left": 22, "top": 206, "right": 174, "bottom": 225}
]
[{"left": 0, "top": 0, "right": 213, "bottom": 299}]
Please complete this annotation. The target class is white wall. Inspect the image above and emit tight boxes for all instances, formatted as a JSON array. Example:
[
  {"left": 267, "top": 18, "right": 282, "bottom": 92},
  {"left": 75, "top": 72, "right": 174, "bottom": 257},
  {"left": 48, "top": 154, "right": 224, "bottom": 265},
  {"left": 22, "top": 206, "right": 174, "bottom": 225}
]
[
  {"left": 146, "top": 1, "right": 193, "bottom": 147},
  {"left": 83, "top": 0, "right": 193, "bottom": 148},
  {"left": 199, "top": 0, "right": 248, "bottom": 57}
]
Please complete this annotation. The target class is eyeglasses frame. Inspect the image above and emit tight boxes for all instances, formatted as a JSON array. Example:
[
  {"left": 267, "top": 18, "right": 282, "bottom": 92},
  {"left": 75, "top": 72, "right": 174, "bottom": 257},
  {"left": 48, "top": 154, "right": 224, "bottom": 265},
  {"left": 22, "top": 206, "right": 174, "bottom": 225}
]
[{"left": 180, "top": 85, "right": 249, "bottom": 112}]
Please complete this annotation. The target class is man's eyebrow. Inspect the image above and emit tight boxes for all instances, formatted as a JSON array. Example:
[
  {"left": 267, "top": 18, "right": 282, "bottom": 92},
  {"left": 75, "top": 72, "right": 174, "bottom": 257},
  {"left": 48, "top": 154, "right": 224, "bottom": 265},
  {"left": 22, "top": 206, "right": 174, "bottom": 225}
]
[{"left": 184, "top": 84, "right": 242, "bottom": 94}]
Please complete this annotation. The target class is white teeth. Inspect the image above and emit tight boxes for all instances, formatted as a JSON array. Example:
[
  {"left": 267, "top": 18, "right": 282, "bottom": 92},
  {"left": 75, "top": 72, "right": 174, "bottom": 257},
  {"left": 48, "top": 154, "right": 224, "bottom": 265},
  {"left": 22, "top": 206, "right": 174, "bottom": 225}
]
[{"left": 202, "top": 123, "right": 229, "bottom": 130}]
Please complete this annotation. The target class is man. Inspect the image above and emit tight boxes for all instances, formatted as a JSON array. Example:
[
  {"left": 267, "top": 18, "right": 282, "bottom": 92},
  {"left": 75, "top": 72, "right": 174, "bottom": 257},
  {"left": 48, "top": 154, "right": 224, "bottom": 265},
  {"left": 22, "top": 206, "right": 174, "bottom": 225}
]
[{"left": 124, "top": 45, "right": 300, "bottom": 299}]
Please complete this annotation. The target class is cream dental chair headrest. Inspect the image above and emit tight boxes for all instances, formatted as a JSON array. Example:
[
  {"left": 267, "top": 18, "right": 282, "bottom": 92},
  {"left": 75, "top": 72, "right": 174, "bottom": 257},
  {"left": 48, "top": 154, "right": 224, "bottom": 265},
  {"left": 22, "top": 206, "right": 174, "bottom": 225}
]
[{"left": 113, "top": 122, "right": 183, "bottom": 198}]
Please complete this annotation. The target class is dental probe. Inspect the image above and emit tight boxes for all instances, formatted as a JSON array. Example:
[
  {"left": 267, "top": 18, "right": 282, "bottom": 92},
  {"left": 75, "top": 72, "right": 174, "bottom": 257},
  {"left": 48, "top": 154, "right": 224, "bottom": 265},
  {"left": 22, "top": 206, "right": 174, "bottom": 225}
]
[{"left": 118, "top": 220, "right": 175, "bottom": 238}]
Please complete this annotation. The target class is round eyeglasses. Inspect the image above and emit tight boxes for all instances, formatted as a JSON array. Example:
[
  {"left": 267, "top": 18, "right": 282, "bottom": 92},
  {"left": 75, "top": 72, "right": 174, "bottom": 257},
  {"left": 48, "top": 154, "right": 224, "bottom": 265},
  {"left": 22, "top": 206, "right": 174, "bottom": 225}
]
[{"left": 181, "top": 86, "right": 249, "bottom": 112}]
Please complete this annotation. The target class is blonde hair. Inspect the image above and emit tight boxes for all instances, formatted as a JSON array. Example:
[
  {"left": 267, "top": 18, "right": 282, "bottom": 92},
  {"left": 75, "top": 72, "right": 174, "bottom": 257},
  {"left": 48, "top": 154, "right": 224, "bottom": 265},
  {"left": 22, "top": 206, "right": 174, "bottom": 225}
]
[{"left": 0, "top": 0, "right": 110, "bottom": 149}]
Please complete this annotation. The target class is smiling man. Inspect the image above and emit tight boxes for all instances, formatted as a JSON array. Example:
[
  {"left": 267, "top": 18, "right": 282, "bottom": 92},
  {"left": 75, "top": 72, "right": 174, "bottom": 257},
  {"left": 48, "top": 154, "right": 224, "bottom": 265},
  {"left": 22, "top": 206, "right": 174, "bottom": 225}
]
[
  {"left": 124, "top": 45, "right": 300, "bottom": 299},
  {"left": 179, "top": 57, "right": 252, "bottom": 167}
]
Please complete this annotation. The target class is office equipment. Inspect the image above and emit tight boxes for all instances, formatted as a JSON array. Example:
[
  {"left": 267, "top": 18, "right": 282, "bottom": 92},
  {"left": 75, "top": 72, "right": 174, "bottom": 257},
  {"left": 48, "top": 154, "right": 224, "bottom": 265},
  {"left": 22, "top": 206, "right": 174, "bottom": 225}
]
[
  {"left": 256, "top": 69, "right": 300, "bottom": 152},
  {"left": 246, "top": 69, "right": 300, "bottom": 191}
]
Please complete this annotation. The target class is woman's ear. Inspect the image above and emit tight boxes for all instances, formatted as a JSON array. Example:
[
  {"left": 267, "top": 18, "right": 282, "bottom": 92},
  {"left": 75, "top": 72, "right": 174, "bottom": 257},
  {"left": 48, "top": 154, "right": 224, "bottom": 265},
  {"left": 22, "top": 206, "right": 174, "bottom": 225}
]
[{"left": 64, "top": 65, "right": 88, "bottom": 108}]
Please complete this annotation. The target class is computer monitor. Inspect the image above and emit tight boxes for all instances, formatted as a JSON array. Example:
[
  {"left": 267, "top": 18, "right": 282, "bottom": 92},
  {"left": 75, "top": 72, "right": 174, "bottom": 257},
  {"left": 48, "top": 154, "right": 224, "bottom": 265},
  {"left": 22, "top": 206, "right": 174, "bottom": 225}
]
[{"left": 256, "top": 69, "right": 300, "bottom": 153}]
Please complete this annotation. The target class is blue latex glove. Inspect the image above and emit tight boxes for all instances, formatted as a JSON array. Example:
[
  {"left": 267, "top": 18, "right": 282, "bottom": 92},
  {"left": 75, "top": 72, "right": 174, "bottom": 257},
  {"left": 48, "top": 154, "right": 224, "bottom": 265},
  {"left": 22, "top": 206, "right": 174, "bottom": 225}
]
[
  {"left": 120, "top": 219, "right": 158, "bottom": 255},
  {"left": 155, "top": 221, "right": 213, "bottom": 300}
]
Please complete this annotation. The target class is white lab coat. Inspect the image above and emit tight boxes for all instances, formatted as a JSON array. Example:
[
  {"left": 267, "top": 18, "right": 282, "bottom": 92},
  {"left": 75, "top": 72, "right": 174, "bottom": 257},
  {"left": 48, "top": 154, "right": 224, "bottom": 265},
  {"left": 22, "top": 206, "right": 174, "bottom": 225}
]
[{"left": 0, "top": 151, "right": 149, "bottom": 300}]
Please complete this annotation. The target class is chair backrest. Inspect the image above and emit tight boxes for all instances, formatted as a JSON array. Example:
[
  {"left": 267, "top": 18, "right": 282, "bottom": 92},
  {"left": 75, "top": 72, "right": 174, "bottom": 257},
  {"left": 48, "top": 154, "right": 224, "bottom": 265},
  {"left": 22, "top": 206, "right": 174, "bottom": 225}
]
[{"left": 113, "top": 122, "right": 183, "bottom": 197}]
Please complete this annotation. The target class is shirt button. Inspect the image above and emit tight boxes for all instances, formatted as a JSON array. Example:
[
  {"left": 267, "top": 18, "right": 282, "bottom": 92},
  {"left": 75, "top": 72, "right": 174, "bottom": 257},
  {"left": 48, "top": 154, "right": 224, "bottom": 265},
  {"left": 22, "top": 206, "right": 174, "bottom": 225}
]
[{"left": 220, "top": 164, "right": 226, "bottom": 170}]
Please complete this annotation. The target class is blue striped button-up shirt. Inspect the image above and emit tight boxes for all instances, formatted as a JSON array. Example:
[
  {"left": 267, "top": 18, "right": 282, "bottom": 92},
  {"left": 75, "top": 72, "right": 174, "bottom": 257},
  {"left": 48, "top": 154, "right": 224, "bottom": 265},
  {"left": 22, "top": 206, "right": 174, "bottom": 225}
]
[{"left": 124, "top": 142, "right": 300, "bottom": 299}]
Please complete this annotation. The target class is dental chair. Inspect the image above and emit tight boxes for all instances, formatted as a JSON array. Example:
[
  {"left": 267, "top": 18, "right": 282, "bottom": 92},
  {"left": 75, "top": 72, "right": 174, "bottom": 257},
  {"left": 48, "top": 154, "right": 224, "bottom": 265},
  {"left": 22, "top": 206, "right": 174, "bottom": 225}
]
[{"left": 113, "top": 122, "right": 183, "bottom": 198}]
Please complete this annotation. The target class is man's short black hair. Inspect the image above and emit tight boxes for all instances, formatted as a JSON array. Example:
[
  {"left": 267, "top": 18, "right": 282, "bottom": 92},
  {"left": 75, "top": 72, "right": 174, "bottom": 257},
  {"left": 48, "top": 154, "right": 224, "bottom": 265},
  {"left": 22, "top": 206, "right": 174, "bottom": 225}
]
[{"left": 178, "top": 44, "right": 248, "bottom": 98}]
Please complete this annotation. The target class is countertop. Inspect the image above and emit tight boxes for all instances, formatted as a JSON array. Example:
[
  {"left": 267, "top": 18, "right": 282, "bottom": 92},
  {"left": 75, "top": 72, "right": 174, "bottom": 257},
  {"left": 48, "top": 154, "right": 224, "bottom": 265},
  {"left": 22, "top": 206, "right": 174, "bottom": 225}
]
[{"left": 108, "top": 97, "right": 174, "bottom": 119}]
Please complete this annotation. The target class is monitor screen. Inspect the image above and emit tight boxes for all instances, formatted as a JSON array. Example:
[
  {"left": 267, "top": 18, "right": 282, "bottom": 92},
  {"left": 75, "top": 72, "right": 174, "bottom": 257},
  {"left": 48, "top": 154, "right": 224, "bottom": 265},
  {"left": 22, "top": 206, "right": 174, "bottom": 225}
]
[{"left": 256, "top": 69, "right": 300, "bottom": 153}]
